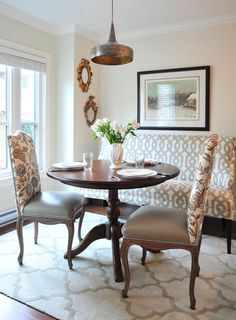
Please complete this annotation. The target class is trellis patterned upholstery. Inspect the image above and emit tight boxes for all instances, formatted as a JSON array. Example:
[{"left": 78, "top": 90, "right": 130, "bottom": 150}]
[{"left": 80, "top": 134, "right": 236, "bottom": 222}]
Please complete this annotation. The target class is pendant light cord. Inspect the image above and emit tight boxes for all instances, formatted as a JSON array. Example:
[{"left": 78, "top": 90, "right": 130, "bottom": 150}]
[{"left": 112, "top": 0, "right": 114, "bottom": 23}]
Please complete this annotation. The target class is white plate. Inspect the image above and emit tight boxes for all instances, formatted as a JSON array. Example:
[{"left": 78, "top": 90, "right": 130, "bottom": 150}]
[
  {"left": 117, "top": 168, "right": 157, "bottom": 179},
  {"left": 52, "top": 162, "right": 84, "bottom": 169}
]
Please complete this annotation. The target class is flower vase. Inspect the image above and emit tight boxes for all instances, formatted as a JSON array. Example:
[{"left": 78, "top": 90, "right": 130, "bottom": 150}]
[{"left": 110, "top": 143, "right": 124, "bottom": 169}]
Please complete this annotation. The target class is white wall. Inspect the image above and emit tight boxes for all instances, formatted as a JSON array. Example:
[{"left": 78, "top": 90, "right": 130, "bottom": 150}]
[
  {"left": 56, "top": 32, "right": 100, "bottom": 162},
  {"left": 74, "top": 33, "right": 100, "bottom": 160},
  {"left": 57, "top": 33, "right": 76, "bottom": 162},
  {"left": 53, "top": 32, "right": 100, "bottom": 192},
  {"left": 100, "top": 23, "right": 236, "bottom": 137}
]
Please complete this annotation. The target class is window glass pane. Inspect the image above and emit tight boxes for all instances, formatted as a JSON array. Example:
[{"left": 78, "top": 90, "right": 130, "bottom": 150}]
[
  {"left": 21, "top": 69, "right": 35, "bottom": 122},
  {"left": 0, "top": 125, "right": 7, "bottom": 169},
  {"left": 21, "top": 123, "right": 35, "bottom": 140},
  {"left": 0, "top": 64, "right": 7, "bottom": 122}
]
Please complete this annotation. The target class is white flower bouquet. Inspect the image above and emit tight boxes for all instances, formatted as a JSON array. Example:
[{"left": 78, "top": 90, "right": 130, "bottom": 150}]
[{"left": 91, "top": 118, "right": 140, "bottom": 144}]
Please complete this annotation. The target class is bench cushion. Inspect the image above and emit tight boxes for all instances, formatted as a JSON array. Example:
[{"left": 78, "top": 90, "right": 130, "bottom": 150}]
[{"left": 118, "top": 180, "right": 236, "bottom": 220}]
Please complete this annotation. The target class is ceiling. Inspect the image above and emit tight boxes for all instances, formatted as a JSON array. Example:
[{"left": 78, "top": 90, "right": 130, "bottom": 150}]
[{"left": 1, "top": 0, "right": 236, "bottom": 40}]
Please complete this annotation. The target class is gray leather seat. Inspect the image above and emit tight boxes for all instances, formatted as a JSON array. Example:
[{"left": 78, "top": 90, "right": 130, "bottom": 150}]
[
  {"left": 122, "top": 206, "right": 189, "bottom": 243},
  {"left": 24, "top": 191, "right": 84, "bottom": 220}
]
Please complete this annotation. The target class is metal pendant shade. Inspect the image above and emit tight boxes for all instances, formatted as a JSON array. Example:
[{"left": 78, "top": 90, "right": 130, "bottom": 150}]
[{"left": 91, "top": 0, "right": 133, "bottom": 65}]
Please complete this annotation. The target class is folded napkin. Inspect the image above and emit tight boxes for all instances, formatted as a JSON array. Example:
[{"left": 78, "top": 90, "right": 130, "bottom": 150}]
[{"left": 126, "top": 160, "right": 161, "bottom": 167}]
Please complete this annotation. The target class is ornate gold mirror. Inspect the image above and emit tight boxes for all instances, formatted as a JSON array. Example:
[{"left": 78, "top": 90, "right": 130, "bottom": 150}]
[
  {"left": 84, "top": 96, "right": 98, "bottom": 127},
  {"left": 77, "top": 58, "right": 92, "bottom": 92}
]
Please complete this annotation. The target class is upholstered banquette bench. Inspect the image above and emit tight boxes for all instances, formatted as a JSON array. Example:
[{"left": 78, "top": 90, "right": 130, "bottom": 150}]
[{"left": 80, "top": 134, "right": 236, "bottom": 253}]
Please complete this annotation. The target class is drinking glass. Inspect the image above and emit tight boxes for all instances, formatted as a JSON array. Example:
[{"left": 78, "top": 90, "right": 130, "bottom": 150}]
[
  {"left": 135, "top": 151, "right": 145, "bottom": 169},
  {"left": 83, "top": 152, "right": 93, "bottom": 172}
]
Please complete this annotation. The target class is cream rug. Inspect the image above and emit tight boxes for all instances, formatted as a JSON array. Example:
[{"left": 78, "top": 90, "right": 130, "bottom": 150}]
[{"left": 0, "top": 212, "right": 236, "bottom": 320}]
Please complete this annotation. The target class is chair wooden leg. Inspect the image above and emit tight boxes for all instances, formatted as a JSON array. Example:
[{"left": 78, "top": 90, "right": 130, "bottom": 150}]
[
  {"left": 120, "top": 240, "right": 131, "bottom": 298},
  {"left": 226, "top": 219, "right": 232, "bottom": 254},
  {"left": 221, "top": 218, "right": 232, "bottom": 254},
  {"left": 196, "top": 235, "right": 202, "bottom": 277},
  {"left": 65, "top": 221, "right": 74, "bottom": 270},
  {"left": 34, "top": 222, "right": 39, "bottom": 244},
  {"left": 16, "top": 217, "right": 24, "bottom": 265},
  {"left": 78, "top": 208, "right": 85, "bottom": 242},
  {"left": 141, "top": 248, "right": 147, "bottom": 265},
  {"left": 189, "top": 248, "right": 198, "bottom": 310}
]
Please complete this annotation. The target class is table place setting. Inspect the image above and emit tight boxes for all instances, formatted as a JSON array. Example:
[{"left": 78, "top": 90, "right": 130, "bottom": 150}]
[
  {"left": 48, "top": 161, "right": 85, "bottom": 172},
  {"left": 48, "top": 151, "right": 94, "bottom": 172},
  {"left": 116, "top": 168, "right": 158, "bottom": 179}
]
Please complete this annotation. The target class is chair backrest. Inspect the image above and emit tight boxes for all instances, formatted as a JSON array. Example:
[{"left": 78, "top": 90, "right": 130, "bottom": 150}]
[
  {"left": 8, "top": 131, "right": 41, "bottom": 215},
  {"left": 187, "top": 134, "right": 219, "bottom": 244}
]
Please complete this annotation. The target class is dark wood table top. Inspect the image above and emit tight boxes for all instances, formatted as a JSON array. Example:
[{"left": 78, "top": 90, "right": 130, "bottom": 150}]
[{"left": 47, "top": 159, "right": 180, "bottom": 190}]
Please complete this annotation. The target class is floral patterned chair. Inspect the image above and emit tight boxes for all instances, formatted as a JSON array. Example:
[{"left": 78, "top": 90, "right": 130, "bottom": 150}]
[
  {"left": 120, "top": 134, "right": 219, "bottom": 309},
  {"left": 8, "top": 131, "right": 85, "bottom": 269}
]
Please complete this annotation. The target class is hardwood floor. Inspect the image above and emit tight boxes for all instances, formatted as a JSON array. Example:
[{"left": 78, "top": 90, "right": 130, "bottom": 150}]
[
  {"left": 0, "top": 200, "right": 235, "bottom": 319},
  {"left": 0, "top": 293, "right": 57, "bottom": 320}
]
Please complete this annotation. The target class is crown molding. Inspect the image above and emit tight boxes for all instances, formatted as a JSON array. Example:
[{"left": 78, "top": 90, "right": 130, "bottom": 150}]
[
  {"left": 1, "top": 2, "right": 236, "bottom": 41},
  {"left": 0, "top": 2, "right": 58, "bottom": 35},
  {"left": 118, "top": 13, "right": 236, "bottom": 40},
  {"left": 58, "top": 24, "right": 100, "bottom": 42}
]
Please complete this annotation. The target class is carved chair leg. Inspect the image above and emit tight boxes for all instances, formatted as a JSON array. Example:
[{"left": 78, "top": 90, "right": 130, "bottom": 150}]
[
  {"left": 189, "top": 248, "right": 198, "bottom": 310},
  {"left": 120, "top": 240, "right": 132, "bottom": 298},
  {"left": 16, "top": 216, "right": 24, "bottom": 265},
  {"left": 34, "top": 222, "right": 39, "bottom": 244},
  {"left": 141, "top": 248, "right": 147, "bottom": 265},
  {"left": 78, "top": 208, "right": 85, "bottom": 242},
  {"left": 196, "top": 235, "right": 202, "bottom": 277},
  {"left": 66, "top": 221, "right": 74, "bottom": 270}
]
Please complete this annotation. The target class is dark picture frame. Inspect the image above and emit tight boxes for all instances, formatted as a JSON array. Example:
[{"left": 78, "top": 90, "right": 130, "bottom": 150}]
[{"left": 137, "top": 66, "right": 210, "bottom": 131}]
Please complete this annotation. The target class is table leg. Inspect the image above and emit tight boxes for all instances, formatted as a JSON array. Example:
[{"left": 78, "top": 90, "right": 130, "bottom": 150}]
[
  {"left": 110, "top": 224, "right": 123, "bottom": 282},
  {"left": 65, "top": 189, "right": 123, "bottom": 282},
  {"left": 107, "top": 189, "right": 123, "bottom": 282},
  {"left": 65, "top": 223, "right": 106, "bottom": 259}
]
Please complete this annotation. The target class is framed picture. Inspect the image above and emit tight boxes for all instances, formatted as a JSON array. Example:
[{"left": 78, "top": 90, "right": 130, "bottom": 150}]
[{"left": 137, "top": 66, "right": 210, "bottom": 131}]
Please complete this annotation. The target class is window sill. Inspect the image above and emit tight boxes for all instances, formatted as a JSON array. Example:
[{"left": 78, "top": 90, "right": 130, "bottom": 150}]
[{"left": 0, "top": 175, "right": 13, "bottom": 188}]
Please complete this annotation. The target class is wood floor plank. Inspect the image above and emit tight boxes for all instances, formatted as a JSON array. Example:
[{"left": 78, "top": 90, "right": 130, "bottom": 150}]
[{"left": 0, "top": 294, "right": 57, "bottom": 320}]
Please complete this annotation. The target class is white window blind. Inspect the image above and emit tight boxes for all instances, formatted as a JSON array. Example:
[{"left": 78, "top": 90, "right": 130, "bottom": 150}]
[{"left": 0, "top": 46, "right": 46, "bottom": 72}]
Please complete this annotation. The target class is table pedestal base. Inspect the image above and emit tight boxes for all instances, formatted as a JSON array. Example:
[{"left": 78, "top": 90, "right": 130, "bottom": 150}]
[{"left": 64, "top": 189, "right": 124, "bottom": 282}]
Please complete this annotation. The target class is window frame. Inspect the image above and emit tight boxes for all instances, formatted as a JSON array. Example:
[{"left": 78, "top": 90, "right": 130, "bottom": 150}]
[{"left": 0, "top": 39, "right": 49, "bottom": 180}]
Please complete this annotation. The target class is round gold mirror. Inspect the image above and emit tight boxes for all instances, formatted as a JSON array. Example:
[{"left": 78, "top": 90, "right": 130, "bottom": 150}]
[
  {"left": 84, "top": 96, "right": 98, "bottom": 127},
  {"left": 77, "top": 58, "right": 92, "bottom": 92}
]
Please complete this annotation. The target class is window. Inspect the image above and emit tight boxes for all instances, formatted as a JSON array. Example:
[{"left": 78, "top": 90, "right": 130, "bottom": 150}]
[{"left": 0, "top": 45, "right": 46, "bottom": 177}]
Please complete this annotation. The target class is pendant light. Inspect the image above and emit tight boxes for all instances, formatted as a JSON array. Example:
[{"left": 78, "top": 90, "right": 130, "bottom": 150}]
[{"left": 90, "top": 0, "right": 133, "bottom": 65}]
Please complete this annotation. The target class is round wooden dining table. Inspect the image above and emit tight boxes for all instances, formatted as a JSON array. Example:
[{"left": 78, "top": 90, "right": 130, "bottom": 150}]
[{"left": 47, "top": 159, "right": 180, "bottom": 282}]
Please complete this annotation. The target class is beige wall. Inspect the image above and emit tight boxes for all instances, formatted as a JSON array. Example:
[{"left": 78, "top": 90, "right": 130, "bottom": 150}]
[{"left": 100, "top": 23, "right": 236, "bottom": 137}]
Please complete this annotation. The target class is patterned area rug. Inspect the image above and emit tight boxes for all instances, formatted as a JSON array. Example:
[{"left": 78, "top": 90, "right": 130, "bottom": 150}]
[{"left": 0, "top": 212, "right": 236, "bottom": 320}]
